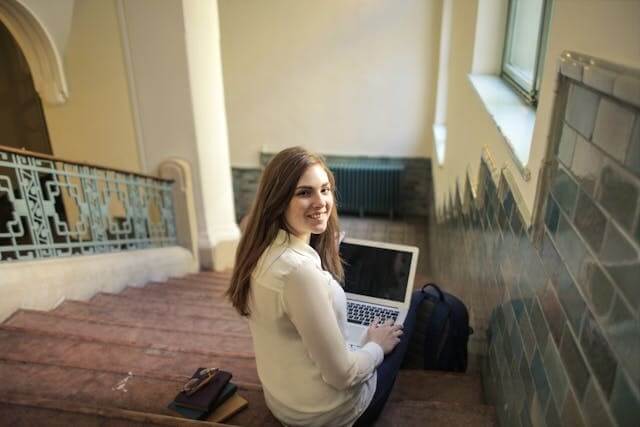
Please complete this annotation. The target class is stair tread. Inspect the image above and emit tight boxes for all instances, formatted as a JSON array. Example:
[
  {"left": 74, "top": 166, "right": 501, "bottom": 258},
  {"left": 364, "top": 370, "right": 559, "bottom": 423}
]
[
  {"left": 121, "top": 286, "right": 226, "bottom": 301},
  {"left": 53, "top": 300, "right": 250, "bottom": 336},
  {"left": 2, "top": 270, "right": 496, "bottom": 426},
  {"left": 0, "top": 360, "right": 271, "bottom": 425},
  {"left": 0, "top": 325, "right": 259, "bottom": 384},
  {"left": 391, "top": 370, "right": 485, "bottom": 405},
  {"left": 146, "top": 280, "right": 228, "bottom": 293},
  {"left": 89, "top": 293, "right": 239, "bottom": 317},
  {"left": 4, "top": 310, "right": 255, "bottom": 357},
  {"left": 93, "top": 291, "right": 238, "bottom": 312},
  {"left": 376, "top": 399, "right": 496, "bottom": 427},
  {"left": 147, "top": 279, "right": 227, "bottom": 290},
  {"left": 167, "top": 276, "right": 231, "bottom": 287}
]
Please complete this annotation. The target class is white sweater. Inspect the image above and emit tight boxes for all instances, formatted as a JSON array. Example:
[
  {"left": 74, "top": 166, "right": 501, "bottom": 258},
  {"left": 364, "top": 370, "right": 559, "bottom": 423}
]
[{"left": 248, "top": 230, "right": 383, "bottom": 427}]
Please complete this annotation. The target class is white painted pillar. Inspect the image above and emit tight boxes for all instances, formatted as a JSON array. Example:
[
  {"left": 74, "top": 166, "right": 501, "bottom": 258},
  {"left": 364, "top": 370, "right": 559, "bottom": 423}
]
[
  {"left": 117, "top": 0, "right": 239, "bottom": 271},
  {"left": 182, "top": 0, "right": 239, "bottom": 270}
]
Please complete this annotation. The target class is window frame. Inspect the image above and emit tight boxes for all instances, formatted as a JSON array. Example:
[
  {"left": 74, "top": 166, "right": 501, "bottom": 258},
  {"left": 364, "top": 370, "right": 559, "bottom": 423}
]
[{"left": 501, "top": 0, "right": 552, "bottom": 107}]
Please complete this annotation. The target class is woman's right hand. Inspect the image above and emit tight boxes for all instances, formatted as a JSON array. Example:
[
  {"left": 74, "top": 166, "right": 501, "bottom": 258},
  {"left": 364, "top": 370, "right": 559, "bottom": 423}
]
[{"left": 366, "top": 318, "right": 403, "bottom": 355}]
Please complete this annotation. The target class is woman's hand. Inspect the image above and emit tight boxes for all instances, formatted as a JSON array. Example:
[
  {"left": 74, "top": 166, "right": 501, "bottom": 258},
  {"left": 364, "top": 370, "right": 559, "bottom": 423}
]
[{"left": 366, "top": 318, "right": 403, "bottom": 355}]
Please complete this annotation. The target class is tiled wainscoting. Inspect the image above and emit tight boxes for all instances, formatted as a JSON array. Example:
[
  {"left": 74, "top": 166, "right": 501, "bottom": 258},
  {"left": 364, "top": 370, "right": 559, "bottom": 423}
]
[
  {"left": 430, "top": 53, "right": 640, "bottom": 427},
  {"left": 232, "top": 167, "right": 262, "bottom": 222},
  {"left": 232, "top": 156, "right": 432, "bottom": 221}
]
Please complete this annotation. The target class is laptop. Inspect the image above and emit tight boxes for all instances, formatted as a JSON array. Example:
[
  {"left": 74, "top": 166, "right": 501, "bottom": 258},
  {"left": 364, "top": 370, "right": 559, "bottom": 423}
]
[{"left": 339, "top": 237, "right": 419, "bottom": 349}]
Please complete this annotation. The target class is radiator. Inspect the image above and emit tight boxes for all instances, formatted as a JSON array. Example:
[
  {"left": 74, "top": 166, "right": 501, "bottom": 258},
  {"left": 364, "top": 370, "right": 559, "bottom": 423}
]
[{"left": 329, "top": 161, "right": 404, "bottom": 218}]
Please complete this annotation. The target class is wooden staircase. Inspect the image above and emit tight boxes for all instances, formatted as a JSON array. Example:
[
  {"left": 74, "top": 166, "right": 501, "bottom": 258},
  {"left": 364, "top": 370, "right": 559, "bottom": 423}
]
[{"left": 0, "top": 272, "right": 497, "bottom": 426}]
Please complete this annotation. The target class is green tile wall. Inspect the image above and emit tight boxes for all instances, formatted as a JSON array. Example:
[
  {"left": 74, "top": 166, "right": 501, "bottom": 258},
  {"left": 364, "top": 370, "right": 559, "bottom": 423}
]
[{"left": 430, "top": 54, "right": 640, "bottom": 426}]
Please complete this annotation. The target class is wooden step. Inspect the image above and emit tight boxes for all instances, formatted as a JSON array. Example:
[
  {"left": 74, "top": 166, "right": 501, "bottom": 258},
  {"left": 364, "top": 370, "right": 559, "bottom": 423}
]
[
  {"left": 376, "top": 400, "right": 496, "bottom": 427},
  {"left": 2, "top": 266, "right": 497, "bottom": 426},
  {"left": 167, "top": 276, "right": 231, "bottom": 288},
  {"left": 391, "top": 370, "right": 485, "bottom": 405},
  {"left": 0, "top": 360, "right": 270, "bottom": 425},
  {"left": 188, "top": 271, "right": 232, "bottom": 280},
  {"left": 89, "top": 293, "right": 239, "bottom": 318},
  {"left": 144, "top": 281, "right": 226, "bottom": 301},
  {"left": 4, "top": 310, "right": 255, "bottom": 358},
  {"left": 121, "top": 286, "right": 227, "bottom": 303},
  {"left": 53, "top": 300, "right": 250, "bottom": 336},
  {"left": 147, "top": 280, "right": 228, "bottom": 293},
  {"left": 0, "top": 326, "right": 259, "bottom": 385},
  {"left": 116, "top": 287, "right": 235, "bottom": 309},
  {"left": 180, "top": 274, "right": 232, "bottom": 286},
  {"left": 0, "top": 394, "right": 228, "bottom": 426}
]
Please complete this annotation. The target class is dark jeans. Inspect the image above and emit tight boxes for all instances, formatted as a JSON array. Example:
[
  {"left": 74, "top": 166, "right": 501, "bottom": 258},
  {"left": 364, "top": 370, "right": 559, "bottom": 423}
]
[{"left": 353, "top": 291, "right": 422, "bottom": 426}]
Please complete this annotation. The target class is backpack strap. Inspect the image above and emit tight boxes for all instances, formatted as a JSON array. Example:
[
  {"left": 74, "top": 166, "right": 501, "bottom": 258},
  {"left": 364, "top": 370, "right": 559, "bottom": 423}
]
[
  {"left": 421, "top": 283, "right": 451, "bottom": 369},
  {"left": 421, "top": 283, "right": 445, "bottom": 302}
]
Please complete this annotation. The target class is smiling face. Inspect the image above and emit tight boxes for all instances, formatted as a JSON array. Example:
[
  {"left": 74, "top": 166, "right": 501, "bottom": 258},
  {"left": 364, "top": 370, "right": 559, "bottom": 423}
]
[{"left": 284, "top": 164, "right": 333, "bottom": 243}]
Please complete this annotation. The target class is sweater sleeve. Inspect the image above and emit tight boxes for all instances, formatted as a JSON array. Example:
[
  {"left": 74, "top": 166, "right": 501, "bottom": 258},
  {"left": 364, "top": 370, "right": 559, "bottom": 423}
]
[{"left": 282, "top": 262, "right": 384, "bottom": 391}]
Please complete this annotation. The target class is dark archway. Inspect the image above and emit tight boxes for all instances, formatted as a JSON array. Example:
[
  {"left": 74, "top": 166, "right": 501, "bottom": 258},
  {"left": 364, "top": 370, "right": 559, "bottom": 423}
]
[{"left": 0, "top": 20, "right": 52, "bottom": 154}]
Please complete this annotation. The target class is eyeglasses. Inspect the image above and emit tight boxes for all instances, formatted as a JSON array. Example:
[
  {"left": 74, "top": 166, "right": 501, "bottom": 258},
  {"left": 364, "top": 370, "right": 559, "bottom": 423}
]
[{"left": 182, "top": 367, "right": 219, "bottom": 396}]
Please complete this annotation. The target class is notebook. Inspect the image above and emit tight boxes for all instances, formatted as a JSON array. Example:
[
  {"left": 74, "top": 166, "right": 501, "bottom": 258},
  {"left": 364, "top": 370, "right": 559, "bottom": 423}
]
[
  {"left": 208, "top": 392, "right": 248, "bottom": 423},
  {"left": 172, "top": 368, "right": 232, "bottom": 411},
  {"left": 168, "top": 382, "right": 237, "bottom": 420},
  {"left": 339, "top": 237, "right": 419, "bottom": 349}
]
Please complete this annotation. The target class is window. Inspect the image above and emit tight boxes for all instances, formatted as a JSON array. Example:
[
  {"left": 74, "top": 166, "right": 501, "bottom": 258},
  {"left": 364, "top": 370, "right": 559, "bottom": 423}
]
[{"left": 502, "top": 0, "right": 552, "bottom": 106}]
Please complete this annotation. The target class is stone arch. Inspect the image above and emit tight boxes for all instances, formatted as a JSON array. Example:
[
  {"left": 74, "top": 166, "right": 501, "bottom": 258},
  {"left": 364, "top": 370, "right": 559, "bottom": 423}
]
[{"left": 0, "top": 0, "right": 68, "bottom": 104}]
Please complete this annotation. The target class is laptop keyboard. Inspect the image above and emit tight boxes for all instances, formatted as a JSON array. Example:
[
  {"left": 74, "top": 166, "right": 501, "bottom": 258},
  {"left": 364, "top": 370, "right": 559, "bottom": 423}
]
[{"left": 347, "top": 301, "right": 399, "bottom": 326}]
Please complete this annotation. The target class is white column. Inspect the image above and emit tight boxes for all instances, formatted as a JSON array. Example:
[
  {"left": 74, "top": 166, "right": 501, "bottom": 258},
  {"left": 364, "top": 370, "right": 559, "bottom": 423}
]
[
  {"left": 117, "top": 0, "right": 239, "bottom": 271},
  {"left": 182, "top": 0, "right": 239, "bottom": 270}
]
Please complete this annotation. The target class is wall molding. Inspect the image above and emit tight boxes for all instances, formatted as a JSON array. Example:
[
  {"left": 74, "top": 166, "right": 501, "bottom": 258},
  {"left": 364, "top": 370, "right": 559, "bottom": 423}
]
[
  {"left": 115, "top": 0, "right": 148, "bottom": 172},
  {"left": 0, "top": 0, "right": 68, "bottom": 104}
]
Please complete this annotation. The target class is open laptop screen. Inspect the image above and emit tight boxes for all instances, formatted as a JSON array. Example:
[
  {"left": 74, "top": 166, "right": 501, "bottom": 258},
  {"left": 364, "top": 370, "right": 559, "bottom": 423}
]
[{"left": 340, "top": 242, "right": 413, "bottom": 302}]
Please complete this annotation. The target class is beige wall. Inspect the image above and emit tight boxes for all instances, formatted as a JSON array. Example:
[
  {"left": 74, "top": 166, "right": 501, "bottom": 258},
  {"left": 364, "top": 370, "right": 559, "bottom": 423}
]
[
  {"left": 433, "top": 0, "right": 640, "bottom": 216},
  {"left": 41, "top": 0, "right": 140, "bottom": 172},
  {"left": 219, "top": 0, "right": 441, "bottom": 167}
]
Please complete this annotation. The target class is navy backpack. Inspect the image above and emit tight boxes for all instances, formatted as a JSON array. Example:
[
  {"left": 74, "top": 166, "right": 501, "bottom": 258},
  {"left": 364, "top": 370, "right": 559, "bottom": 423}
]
[{"left": 404, "top": 283, "right": 474, "bottom": 372}]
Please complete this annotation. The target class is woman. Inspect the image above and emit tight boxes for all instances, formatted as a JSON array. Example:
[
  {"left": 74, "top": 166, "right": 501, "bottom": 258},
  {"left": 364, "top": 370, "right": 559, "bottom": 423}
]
[{"left": 227, "top": 147, "right": 410, "bottom": 426}]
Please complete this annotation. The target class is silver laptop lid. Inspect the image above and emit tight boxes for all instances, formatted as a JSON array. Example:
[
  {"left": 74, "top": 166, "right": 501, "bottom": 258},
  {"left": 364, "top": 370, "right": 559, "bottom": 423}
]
[{"left": 340, "top": 237, "right": 419, "bottom": 310}]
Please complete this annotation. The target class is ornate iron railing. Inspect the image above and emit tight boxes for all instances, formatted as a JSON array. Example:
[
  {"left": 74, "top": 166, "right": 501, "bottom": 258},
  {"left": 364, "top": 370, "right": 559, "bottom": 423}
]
[{"left": 0, "top": 146, "right": 177, "bottom": 261}]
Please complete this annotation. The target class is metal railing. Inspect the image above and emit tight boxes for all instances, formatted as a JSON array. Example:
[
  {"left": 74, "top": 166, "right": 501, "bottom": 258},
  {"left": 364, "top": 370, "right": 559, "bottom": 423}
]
[{"left": 0, "top": 146, "right": 177, "bottom": 261}]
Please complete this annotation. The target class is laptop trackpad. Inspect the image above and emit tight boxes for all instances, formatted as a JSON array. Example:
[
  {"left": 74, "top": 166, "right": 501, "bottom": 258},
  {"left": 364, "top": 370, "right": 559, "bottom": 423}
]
[{"left": 346, "top": 323, "right": 367, "bottom": 347}]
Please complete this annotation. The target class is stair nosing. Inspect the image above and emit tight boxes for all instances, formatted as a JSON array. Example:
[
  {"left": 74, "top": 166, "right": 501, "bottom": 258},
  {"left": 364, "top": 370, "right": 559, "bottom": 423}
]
[{"left": 0, "top": 393, "right": 232, "bottom": 426}]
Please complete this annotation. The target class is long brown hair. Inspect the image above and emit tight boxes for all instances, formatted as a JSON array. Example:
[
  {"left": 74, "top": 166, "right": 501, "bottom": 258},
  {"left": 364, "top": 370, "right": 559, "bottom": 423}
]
[{"left": 227, "top": 147, "right": 344, "bottom": 316}]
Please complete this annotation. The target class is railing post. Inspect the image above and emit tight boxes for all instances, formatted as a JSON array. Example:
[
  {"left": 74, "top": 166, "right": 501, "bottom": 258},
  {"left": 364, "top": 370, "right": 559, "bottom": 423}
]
[{"left": 159, "top": 158, "right": 199, "bottom": 267}]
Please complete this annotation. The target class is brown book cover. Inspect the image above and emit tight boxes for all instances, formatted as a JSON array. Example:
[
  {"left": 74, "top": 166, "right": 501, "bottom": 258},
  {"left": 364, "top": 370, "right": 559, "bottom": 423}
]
[
  {"left": 173, "top": 368, "right": 232, "bottom": 412},
  {"left": 208, "top": 392, "right": 248, "bottom": 423}
]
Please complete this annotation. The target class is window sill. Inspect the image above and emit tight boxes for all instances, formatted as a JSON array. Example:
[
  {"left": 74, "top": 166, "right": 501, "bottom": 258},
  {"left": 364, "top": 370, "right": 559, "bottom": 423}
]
[
  {"left": 468, "top": 74, "right": 534, "bottom": 181},
  {"left": 432, "top": 124, "right": 446, "bottom": 167}
]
